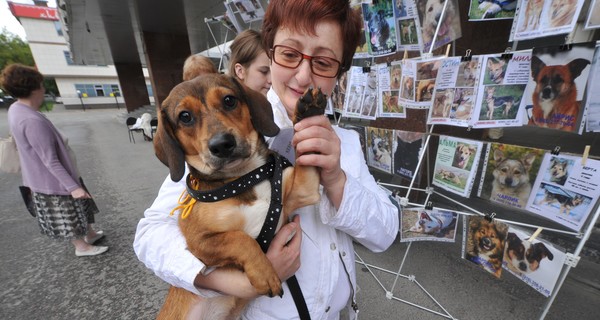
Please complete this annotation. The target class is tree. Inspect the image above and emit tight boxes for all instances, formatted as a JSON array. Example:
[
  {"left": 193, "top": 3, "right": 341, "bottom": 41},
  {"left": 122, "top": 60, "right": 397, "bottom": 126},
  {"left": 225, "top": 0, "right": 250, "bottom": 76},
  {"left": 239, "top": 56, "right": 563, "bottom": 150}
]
[{"left": 0, "top": 28, "right": 59, "bottom": 97}]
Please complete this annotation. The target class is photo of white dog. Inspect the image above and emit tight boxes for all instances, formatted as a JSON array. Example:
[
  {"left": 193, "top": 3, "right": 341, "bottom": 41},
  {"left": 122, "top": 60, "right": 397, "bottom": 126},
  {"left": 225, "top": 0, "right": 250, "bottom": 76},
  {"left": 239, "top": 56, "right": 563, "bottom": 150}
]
[{"left": 401, "top": 208, "right": 458, "bottom": 242}]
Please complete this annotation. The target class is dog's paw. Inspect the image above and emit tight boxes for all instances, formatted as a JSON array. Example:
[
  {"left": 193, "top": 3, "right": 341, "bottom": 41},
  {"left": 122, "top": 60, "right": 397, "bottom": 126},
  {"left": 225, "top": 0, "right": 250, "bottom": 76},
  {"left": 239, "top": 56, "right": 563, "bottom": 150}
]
[
  {"left": 293, "top": 87, "right": 327, "bottom": 124},
  {"left": 247, "top": 268, "right": 283, "bottom": 298}
]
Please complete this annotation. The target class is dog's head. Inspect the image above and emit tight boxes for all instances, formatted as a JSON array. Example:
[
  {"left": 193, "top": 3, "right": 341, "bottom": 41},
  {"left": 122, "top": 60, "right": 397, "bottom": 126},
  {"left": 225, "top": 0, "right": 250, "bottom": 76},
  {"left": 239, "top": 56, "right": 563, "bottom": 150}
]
[
  {"left": 493, "top": 150, "right": 535, "bottom": 188},
  {"left": 531, "top": 56, "right": 590, "bottom": 103},
  {"left": 367, "top": 10, "right": 390, "bottom": 49},
  {"left": 454, "top": 144, "right": 474, "bottom": 167},
  {"left": 470, "top": 218, "right": 505, "bottom": 257},
  {"left": 487, "top": 58, "right": 506, "bottom": 84},
  {"left": 505, "top": 232, "right": 554, "bottom": 274},
  {"left": 410, "top": 211, "right": 441, "bottom": 234},
  {"left": 550, "top": 158, "right": 568, "bottom": 181},
  {"left": 371, "top": 133, "right": 390, "bottom": 161},
  {"left": 154, "top": 74, "right": 280, "bottom": 181}
]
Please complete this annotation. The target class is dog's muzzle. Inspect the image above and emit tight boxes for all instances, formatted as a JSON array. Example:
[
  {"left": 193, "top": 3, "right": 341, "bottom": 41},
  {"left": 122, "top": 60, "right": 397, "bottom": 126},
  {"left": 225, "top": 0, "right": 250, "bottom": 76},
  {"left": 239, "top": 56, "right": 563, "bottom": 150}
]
[{"left": 208, "top": 133, "right": 237, "bottom": 158}]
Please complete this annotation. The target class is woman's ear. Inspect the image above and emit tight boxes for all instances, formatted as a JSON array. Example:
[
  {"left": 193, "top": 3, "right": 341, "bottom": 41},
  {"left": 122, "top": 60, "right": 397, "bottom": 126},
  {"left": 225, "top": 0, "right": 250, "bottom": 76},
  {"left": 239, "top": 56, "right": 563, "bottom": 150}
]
[{"left": 234, "top": 63, "right": 245, "bottom": 80}]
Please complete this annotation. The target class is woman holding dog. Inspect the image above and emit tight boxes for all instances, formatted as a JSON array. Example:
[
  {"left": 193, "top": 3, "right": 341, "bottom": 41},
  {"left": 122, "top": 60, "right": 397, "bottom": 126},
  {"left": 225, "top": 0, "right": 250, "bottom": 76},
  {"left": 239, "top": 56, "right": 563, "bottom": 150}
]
[
  {"left": 134, "top": 0, "right": 398, "bottom": 318},
  {"left": 2, "top": 64, "right": 107, "bottom": 257},
  {"left": 228, "top": 29, "right": 272, "bottom": 96}
]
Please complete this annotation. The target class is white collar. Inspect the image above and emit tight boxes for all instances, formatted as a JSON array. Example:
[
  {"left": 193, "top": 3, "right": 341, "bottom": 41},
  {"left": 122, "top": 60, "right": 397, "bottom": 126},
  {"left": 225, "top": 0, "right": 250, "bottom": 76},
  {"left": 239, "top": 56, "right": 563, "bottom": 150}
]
[{"left": 267, "top": 88, "right": 293, "bottom": 129}]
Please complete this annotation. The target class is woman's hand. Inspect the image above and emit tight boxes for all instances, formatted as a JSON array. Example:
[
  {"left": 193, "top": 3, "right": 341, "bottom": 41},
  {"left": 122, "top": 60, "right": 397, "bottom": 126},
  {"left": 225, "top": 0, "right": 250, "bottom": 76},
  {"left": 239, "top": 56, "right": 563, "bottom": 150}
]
[
  {"left": 71, "top": 187, "right": 91, "bottom": 199},
  {"left": 266, "top": 215, "right": 302, "bottom": 281},
  {"left": 293, "top": 115, "right": 346, "bottom": 208}
]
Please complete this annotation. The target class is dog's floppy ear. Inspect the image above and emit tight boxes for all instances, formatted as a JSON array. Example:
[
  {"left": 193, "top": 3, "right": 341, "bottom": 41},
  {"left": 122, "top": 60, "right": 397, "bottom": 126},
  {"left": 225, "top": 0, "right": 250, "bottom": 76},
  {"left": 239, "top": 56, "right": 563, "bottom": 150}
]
[
  {"left": 530, "top": 56, "right": 546, "bottom": 80},
  {"left": 154, "top": 98, "right": 186, "bottom": 182},
  {"left": 231, "top": 77, "right": 280, "bottom": 137},
  {"left": 567, "top": 58, "right": 591, "bottom": 80}
]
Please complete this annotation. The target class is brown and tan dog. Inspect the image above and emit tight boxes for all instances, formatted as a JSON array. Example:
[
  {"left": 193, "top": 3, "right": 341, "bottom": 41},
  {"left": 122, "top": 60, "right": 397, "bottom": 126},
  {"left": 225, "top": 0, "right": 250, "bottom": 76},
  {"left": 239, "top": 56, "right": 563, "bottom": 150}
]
[
  {"left": 529, "top": 56, "right": 590, "bottom": 131},
  {"left": 154, "top": 74, "right": 325, "bottom": 319}
]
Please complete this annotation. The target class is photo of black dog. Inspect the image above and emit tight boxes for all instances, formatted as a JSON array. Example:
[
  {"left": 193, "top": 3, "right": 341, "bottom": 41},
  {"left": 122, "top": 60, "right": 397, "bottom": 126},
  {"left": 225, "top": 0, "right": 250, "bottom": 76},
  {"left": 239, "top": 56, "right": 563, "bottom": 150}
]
[
  {"left": 363, "top": 5, "right": 396, "bottom": 53},
  {"left": 394, "top": 131, "right": 423, "bottom": 179}
]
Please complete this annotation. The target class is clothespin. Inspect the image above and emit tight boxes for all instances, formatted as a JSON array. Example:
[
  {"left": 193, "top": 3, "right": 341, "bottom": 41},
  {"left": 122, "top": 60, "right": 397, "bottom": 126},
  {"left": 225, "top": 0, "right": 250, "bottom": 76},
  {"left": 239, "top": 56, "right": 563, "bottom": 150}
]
[
  {"left": 582, "top": 145, "right": 591, "bottom": 166},
  {"left": 403, "top": 49, "right": 408, "bottom": 60},
  {"left": 461, "top": 49, "right": 472, "bottom": 62},
  {"left": 528, "top": 227, "right": 543, "bottom": 242},
  {"left": 484, "top": 212, "right": 496, "bottom": 222},
  {"left": 445, "top": 43, "right": 452, "bottom": 57},
  {"left": 551, "top": 146, "right": 561, "bottom": 156},
  {"left": 362, "top": 61, "right": 371, "bottom": 73},
  {"left": 560, "top": 35, "right": 573, "bottom": 51},
  {"left": 500, "top": 47, "right": 513, "bottom": 61},
  {"left": 425, "top": 201, "right": 433, "bottom": 210}
]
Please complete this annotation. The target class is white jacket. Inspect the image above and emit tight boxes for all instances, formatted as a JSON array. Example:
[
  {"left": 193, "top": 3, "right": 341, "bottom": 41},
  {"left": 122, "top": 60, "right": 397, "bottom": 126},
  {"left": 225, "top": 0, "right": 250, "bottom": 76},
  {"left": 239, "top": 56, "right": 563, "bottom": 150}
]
[{"left": 133, "top": 89, "right": 399, "bottom": 319}]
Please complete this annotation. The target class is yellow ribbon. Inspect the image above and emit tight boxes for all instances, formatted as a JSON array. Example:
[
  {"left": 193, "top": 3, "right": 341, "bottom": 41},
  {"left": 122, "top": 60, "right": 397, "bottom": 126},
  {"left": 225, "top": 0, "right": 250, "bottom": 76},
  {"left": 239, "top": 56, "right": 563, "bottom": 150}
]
[{"left": 169, "top": 176, "right": 199, "bottom": 219}]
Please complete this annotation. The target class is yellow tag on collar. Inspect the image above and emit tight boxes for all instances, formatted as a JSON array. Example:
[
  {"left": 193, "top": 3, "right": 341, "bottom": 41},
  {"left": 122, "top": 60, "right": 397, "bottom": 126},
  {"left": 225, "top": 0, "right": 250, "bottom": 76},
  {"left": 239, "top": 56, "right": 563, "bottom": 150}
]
[{"left": 169, "top": 176, "right": 200, "bottom": 219}]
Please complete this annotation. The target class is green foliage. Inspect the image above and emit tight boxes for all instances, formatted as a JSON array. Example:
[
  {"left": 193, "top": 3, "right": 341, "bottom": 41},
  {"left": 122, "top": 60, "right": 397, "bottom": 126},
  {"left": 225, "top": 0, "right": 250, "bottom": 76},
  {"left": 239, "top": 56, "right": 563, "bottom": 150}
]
[{"left": 0, "top": 28, "right": 35, "bottom": 73}]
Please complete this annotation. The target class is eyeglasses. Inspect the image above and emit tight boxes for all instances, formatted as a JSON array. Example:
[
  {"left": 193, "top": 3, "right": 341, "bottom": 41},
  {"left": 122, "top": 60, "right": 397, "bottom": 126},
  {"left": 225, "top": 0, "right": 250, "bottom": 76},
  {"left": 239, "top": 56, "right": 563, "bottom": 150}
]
[{"left": 270, "top": 45, "right": 341, "bottom": 78}]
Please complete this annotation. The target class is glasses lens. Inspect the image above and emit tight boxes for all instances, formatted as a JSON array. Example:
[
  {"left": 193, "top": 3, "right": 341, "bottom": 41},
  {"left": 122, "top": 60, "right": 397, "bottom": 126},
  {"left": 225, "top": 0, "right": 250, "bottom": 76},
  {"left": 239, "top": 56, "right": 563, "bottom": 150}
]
[
  {"left": 273, "top": 46, "right": 302, "bottom": 68},
  {"left": 311, "top": 57, "right": 340, "bottom": 78}
]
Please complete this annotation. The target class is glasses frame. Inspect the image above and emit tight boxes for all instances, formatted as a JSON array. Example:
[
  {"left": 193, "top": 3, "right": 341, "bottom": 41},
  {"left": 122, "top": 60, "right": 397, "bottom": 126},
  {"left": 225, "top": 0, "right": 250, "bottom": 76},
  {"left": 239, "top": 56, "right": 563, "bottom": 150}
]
[{"left": 270, "top": 45, "right": 342, "bottom": 78}]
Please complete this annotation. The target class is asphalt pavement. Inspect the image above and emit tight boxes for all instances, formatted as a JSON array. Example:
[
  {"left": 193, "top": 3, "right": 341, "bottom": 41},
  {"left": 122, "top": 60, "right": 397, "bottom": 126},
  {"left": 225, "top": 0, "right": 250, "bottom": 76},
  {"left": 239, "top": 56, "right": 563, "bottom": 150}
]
[{"left": 0, "top": 106, "right": 598, "bottom": 319}]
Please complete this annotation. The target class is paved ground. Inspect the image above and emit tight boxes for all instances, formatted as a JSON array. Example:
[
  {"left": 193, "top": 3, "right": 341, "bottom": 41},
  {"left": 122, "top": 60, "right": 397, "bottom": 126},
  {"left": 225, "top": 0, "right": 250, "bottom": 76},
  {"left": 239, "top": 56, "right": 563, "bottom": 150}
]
[{"left": 0, "top": 106, "right": 598, "bottom": 319}]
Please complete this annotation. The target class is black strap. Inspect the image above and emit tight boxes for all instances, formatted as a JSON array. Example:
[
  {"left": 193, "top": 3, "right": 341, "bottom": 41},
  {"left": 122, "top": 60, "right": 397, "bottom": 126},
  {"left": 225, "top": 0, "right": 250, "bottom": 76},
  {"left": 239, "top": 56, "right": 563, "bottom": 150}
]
[{"left": 286, "top": 275, "right": 312, "bottom": 320}]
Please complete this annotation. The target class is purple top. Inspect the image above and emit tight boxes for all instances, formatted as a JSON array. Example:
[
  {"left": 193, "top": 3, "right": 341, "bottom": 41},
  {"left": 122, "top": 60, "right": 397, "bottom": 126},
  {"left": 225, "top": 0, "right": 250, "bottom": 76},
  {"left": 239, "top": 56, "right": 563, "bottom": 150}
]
[{"left": 7, "top": 102, "right": 80, "bottom": 195}]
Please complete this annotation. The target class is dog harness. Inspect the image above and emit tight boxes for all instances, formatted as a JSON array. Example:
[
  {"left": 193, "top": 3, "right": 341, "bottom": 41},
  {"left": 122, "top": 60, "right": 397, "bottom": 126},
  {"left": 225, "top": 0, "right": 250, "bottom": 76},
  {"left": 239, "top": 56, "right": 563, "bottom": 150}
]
[{"left": 181, "top": 154, "right": 312, "bottom": 320}]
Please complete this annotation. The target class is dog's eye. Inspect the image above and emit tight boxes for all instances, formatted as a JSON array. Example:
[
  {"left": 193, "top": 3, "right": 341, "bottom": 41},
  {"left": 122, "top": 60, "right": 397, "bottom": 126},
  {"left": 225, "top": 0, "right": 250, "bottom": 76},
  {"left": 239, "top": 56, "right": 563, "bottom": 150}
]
[
  {"left": 178, "top": 111, "right": 193, "bottom": 124},
  {"left": 223, "top": 95, "right": 237, "bottom": 111}
]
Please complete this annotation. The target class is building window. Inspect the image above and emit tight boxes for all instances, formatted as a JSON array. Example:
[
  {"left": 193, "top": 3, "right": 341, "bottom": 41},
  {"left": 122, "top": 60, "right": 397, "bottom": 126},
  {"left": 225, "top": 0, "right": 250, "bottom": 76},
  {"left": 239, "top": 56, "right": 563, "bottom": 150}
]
[
  {"left": 64, "top": 51, "right": 74, "bottom": 65},
  {"left": 110, "top": 85, "right": 120, "bottom": 96},
  {"left": 54, "top": 21, "right": 63, "bottom": 36},
  {"left": 147, "top": 84, "right": 153, "bottom": 96},
  {"left": 94, "top": 85, "right": 105, "bottom": 97}
]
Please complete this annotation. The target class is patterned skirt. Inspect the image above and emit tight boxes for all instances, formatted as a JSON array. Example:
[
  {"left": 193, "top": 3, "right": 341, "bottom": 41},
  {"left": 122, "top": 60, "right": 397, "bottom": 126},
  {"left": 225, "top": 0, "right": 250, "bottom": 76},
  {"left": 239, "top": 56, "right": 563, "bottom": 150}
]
[{"left": 32, "top": 192, "right": 99, "bottom": 240}]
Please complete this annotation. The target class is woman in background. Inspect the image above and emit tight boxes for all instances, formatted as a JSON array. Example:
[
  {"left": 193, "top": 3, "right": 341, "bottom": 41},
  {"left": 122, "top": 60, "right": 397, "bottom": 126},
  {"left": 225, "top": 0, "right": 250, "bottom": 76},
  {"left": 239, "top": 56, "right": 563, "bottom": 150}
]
[
  {"left": 228, "top": 29, "right": 272, "bottom": 95},
  {"left": 2, "top": 64, "right": 107, "bottom": 257}
]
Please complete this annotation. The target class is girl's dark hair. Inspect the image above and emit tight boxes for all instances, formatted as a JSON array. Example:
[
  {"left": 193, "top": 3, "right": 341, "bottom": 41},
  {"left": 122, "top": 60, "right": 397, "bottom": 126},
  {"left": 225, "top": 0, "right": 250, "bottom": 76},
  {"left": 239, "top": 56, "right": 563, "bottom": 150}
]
[
  {"left": 262, "top": 0, "right": 361, "bottom": 76},
  {"left": 0, "top": 64, "right": 44, "bottom": 98}
]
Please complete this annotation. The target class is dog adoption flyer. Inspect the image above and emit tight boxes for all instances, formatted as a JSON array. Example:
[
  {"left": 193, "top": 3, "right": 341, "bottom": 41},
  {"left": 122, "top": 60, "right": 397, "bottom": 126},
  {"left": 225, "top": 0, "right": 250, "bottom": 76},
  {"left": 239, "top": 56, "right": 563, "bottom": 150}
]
[
  {"left": 478, "top": 143, "right": 545, "bottom": 210},
  {"left": 463, "top": 215, "right": 509, "bottom": 278},
  {"left": 427, "top": 56, "right": 483, "bottom": 127},
  {"left": 400, "top": 207, "right": 458, "bottom": 242},
  {"left": 366, "top": 127, "right": 394, "bottom": 174},
  {"left": 377, "top": 63, "right": 406, "bottom": 118},
  {"left": 585, "top": 45, "right": 600, "bottom": 132},
  {"left": 398, "top": 56, "right": 444, "bottom": 109},
  {"left": 471, "top": 51, "right": 531, "bottom": 128},
  {"left": 432, "top": 135, "right": 483, "bottom": 197},
  {"left": 509, "top": 0, "right": 586, "bottom": 41},
  {"left": 415, "top": 0, "right": 462, "bottom": 53},
  {"left": 526, "top": 153, "right": 600, "bottom": 231},
  {"left": 502, "top": 227, "right": 566, "bottom": 297},
  {"left": 362, "top": 0, "right": 398, "bottom": 57},
  {"left": 468, "top": 0, "right": 517, "bottom": 21},
  {"left": 521, "top": 43, "right": 595, "bottom": 134},
  {"left": 393, "top": 130, "right": 424, "bottom": 179},
  {"left": 342, "top": 66, "right": 367, "bottom": 119},
  {"left": 394, "top": 0, "right": 423, "bottom": 52}
]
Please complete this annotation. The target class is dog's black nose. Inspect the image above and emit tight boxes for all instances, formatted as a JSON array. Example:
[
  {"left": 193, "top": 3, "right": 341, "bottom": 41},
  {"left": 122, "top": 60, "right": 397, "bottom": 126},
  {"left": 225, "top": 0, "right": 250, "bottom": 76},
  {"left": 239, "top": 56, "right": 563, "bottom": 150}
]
[
  {"left": 542, "top": 87, "right": 553, "bottom": 99},
  {"left": 208, "top": 133, "right": 236, "bottom": 158}
]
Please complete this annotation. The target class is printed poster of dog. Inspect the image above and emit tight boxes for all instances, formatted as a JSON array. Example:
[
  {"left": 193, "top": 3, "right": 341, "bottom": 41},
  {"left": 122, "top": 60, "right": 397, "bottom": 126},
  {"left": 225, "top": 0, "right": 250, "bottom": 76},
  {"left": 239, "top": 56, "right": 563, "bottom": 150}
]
[
  {"left": 415, "top": 0, "right": 462, "bottom": 53},
  {"left": 401, "top": 207, "right": 458, "bottom": 242},
  {"left": 351, "top": 1, "right": 370, "bottom": 58},
  {"left": 585, "top": 0, "right": 600, "bottom": 29},
  {"left": 585, "top": 45, "right": 600, "bottom": 132},
  {"left": 432, "top": 136, "right": 483, "bottom": 197},
  {"left": 478, "top": 143, "right": 545, "bottom": 210},
  {"left": 367, "top": 127, "right": 394, "bottom": 174},
  {"left": 463, "top": 215, "right": 509, "bottom": 278},
  {"left": 503, "top": 227, "right": 566, "bottom": 297},
  {"left": 342, "top": 66, "right": 367, "bottom": 119},
  {"left": 526, "top": 153, "right": 600, "bottom": 231},
  {"left": 378, "top": 63, "right": 406, "bottom": 118},
  {"left": 231, "top": 0, "right": 264, "bottom": 23},
  {"left": 340, "top": 124, "right": 368, "bottom": 163},
  {"left": 399, "top": 56, "right": 444, "bottom": 109},
  {"left": 468, "top": 0, "right": 517, "bottom": 20},
  {"left": 395, "top": 0, "right": 423, "bottom": 51},
  {"left": 510, "top": 0, "right": 586, "bottom": 41},
  {"left": 332, "top": 71, "right": 349, "bottom": 114},
  {"left": 427, "top": 56, "right": 482, "bottom": 127},
  {"left": 471, "top": 52, "right": 530, "bottom": 128},
  {"left": 363, "top": 0, "right": 398, "bottom": 56},
  {"left": 393, "top": 130, "right": 423, "bottom": 179},
  {"left": 521, "top": 43, "right": 595, "bottom": 134}
]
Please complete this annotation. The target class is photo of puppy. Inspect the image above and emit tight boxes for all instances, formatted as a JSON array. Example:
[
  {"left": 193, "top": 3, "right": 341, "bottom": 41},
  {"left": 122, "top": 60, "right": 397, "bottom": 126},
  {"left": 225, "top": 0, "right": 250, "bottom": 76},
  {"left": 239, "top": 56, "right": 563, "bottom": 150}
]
[
  {"left": 504, "top": 232, "right": 554, "bottom": 275},
  {"left": 518, "top": 0, "right": 544, "bottom": 32},
  {"left": 535, "top": 184, "right": 587, "bottom": 216},
  {"left": 452, "top": 143, "right": 475, "bottom": 170},
  {"left": 346, "top": 83, "right": 363, "bottom": 114},
  {"left": 418, "top": 0, "right": 461, "bottom": 50},
  {"left": 367, "top": 128, "right": 393, "bottom": 172},
  {"left": 417, "top": 60, "right": 440, "bottom": 80},
  {"left": 408, "top": 210, "right": 457, "bottom": 237},
  {"left": 456, "top": 60, "right": 479, "bottom": 87},
  {"left": 436, "top": 168, "right": 462, "bottom": 186},
  {"left": 394, "top": 131, "right": 423, "bottom": 179},
  {"left": 466, "top": 216, "right": 508, "bottom": 278},
  {"left": 548, "top": 0, "right": 578, "bottom": 27},
  {"left": 432, "top": 89, "right": 454, "bottom": 117},
  {"left": 401, "top": 76, "right": 414, "bottom": 100},
  {"left": 450, "top": 88, "right": 474, "bottom": 120},
  {"left": 416, "top": 79, "right": 435, "bottom": 102},
  {"left": 400, "top": 19, "right": 417, "bottom": 44},
  {"left": 485, "top": 58, "right": 507, "bottom": 85},
  {"left": 390, "top": 64, "right": 402, "bottom": 90},
  {"left": 547, "top": 157, "right": 570, "bottom": 185},
  {"left": 490, "top": 149, "right": 536, "bottom": 208},
  {"left": 528, "top": 55, "right": 590, "bottom": 131}
]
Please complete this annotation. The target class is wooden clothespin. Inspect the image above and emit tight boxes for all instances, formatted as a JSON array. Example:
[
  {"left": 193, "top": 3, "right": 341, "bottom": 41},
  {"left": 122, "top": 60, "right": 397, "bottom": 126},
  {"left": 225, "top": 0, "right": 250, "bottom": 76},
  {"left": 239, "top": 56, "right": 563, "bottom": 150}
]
[
  {"left": 528, "top": 227, "right": 543, "bottom": 242},
  {"left": 403, "top": 49, "right": 408, "bottom": 61},
  {"left": 582, "top": 145, "right": 591, "bottom": 166},
  {"left": 445, "top": 43, "right": 452, "bottom": 57}
]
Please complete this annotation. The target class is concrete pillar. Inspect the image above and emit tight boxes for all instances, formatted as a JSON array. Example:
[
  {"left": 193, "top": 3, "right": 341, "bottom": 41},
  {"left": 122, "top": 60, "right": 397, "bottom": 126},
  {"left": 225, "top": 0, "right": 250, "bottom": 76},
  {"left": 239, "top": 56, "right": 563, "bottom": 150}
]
[
  {"left": 142, "top": 32, "right": 190, "bottom": 108},
  {"left": 114, "top": 62, "right": 150, "bottom": 113}
]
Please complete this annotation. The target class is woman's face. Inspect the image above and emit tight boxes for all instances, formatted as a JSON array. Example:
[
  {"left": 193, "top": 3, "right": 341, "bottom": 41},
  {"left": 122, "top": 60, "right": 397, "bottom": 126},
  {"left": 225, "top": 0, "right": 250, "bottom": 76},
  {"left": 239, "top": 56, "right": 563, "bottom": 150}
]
[
  {"left": 270, "top": 20, "right": 343, "bottom": 117},
  {"left": 236, "top": 51, "right": 271, "bottom": 96}
]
